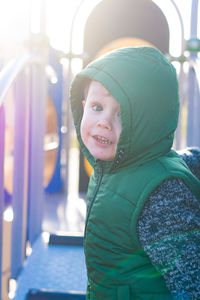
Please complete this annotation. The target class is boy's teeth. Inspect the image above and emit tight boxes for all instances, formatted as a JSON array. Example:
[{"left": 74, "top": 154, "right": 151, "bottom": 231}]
[{"left": 95, "top": 136, "right": 111, "bottom": 144}]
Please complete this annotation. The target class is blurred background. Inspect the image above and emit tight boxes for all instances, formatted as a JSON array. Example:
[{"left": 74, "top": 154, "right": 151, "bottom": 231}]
[{"left": 2, "top": 0, "right": 200, "bottom": 199}]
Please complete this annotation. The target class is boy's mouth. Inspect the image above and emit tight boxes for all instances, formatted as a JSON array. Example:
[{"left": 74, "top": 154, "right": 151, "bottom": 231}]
[{"left": 94, "top": 135, "right": 112, "bottom": 144}]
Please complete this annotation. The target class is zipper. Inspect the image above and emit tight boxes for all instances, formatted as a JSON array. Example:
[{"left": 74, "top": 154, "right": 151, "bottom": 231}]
[{"left": 84, "top": 164, "right": 103, "bottom": 237}]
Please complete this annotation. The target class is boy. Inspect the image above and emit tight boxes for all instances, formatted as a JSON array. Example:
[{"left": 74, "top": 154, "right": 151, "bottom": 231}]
[{"left": 70, "top": 47, "right": 200, "bottom": 299}]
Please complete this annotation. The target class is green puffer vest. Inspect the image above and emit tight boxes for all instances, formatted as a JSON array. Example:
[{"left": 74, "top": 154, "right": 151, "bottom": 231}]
[
  {"left": 84, "top": 152, "right": 200, "bottom": 300},
  {"left": 70, "top": 47, "right": 200, "bottom": 299}
]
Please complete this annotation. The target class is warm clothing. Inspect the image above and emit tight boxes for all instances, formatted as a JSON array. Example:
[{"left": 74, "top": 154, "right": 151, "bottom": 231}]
[
  {"left": 70, "top": 47, "right": 200, "bottom": 299},
  {"left": 139, "top": 178, "right": 200, "bottom": 299},
  {"left": 179, "top": 147, "right": 200, "bottom": 179},
  {"left": 138, "top": 148, "right": 200, "bottom": 299}
]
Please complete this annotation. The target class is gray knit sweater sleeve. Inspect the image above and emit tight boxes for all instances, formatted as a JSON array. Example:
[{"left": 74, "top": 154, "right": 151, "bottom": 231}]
[{"left": 137, "top": 150, "right": 200, "bottom": 299}]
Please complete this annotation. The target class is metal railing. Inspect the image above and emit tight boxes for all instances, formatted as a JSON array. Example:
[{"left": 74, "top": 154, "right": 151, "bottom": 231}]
[
  {"left": 186, "top": 56, "right": 200, "bottom": 146},
  {"left": 189, "top": 57, "right": 200, "bottom": 91},
  {"left": 0, "top": 54, "right": 43, "bottom": 107},
  {"left": 0, "top": 105, "right": 5, "bottom": 296}
]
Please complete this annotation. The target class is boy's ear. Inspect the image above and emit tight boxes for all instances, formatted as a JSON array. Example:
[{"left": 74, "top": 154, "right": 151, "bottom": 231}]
[{"left": 82, "top": 100, "right": 86, "bottom": 109}]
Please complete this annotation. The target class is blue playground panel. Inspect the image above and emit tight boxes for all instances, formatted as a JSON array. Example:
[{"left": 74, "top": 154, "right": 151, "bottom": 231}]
[
  {"left": 3, "top": 46, "right": 64, "bottom": 205},
  {"left": 14, "top": 235, "right": 87, "bottom": 300},
  {"left": 45, "top": 47, "right": 64, "bottom": 194}
]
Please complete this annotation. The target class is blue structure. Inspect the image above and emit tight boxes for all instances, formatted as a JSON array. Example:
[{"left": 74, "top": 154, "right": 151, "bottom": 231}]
[
  {"left": 45, "top": 47, "right": 64, "bottom": 194},
  {"left": 3, "top": 46, "right": 63, "bottom": 205},
  {"left": 0, "top": 106, "right": 5, "bottom": 296},
  {"left": 0, "top": 38, "right": 87, "bottom": 299}
]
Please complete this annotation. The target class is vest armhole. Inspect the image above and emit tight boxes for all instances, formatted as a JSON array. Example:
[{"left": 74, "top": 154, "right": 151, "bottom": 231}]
[{"left": 129, "top": 172, "right": 190, "bottom": 250}]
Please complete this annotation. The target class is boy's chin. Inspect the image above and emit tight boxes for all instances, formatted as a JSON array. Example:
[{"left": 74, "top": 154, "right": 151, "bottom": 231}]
[
  {"left": 93, "top": 152, "right": 115, "bottom": 162},
  {"left": 86, "top": 144, "right": 116, "bottom": 161}
]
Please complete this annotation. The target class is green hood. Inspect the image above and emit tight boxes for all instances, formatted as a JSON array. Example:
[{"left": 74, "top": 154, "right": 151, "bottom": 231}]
[{"left": 70, "top": 47, "right": 179, "bottom": 172}]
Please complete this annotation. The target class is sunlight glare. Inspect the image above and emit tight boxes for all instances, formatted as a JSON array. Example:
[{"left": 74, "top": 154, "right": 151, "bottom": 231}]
[
  {"left": 153, "top": 0, "right": 183, "bottom": 56},
  {"left": 3, "top": 206, "right": 14, "bottom": 222},
  {"left": 44, "top": 0, "right": 103, "bottom": 54},
  {"left": 8, "top": 279, "right": 17, "bottom": 299},
  {"left": 30, "top": 0, "right": 44, "bottom": 34},
  {"left": 45, "top": 0, "right": 81, "bottom": 52},
  {"left": 72, "top": 0, "right": 102, "bottom": 54},
  {"left": 0, "top": 0, "right": 29, "bottom": 48},
  {"left": 30, "top": 0, "right": 199, "bottom": 57},
  {"left": 42, "top": 231, "right": 50, "bottom": 243},
  {"left": 71, "top": 58, "right": 83, "bottom": 75},
  {"left": 26, "top": 241, "right": 33, "bottom": 256},
  {"left": 153, "top": 0, "right": 200, "bottom": 56}
]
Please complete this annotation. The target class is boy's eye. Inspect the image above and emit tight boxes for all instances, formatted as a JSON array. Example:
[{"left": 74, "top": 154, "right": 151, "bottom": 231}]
[{"left": 92, "top": 104, "right": 103, "bottom": 111}]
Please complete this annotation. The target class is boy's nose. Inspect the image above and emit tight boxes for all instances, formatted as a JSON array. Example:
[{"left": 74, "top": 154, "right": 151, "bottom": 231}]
[{"left": 97, "top": 118, "right": 112, "bottom": 130}]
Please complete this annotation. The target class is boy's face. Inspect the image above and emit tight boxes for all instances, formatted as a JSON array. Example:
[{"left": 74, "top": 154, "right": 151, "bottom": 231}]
[{"left": 81, "top": 81, "right": 121, "bottom": 161}]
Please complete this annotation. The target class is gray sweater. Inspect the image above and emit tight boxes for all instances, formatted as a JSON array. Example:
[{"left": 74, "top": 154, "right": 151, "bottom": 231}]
[{"left": 138, "top": 148, "right": 200, "bottom": 299}]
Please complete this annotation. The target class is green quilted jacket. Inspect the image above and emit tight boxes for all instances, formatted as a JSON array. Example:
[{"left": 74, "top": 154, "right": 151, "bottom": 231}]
[{"left": 70, "top": 47, "right": 200, "bottom": 299}]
